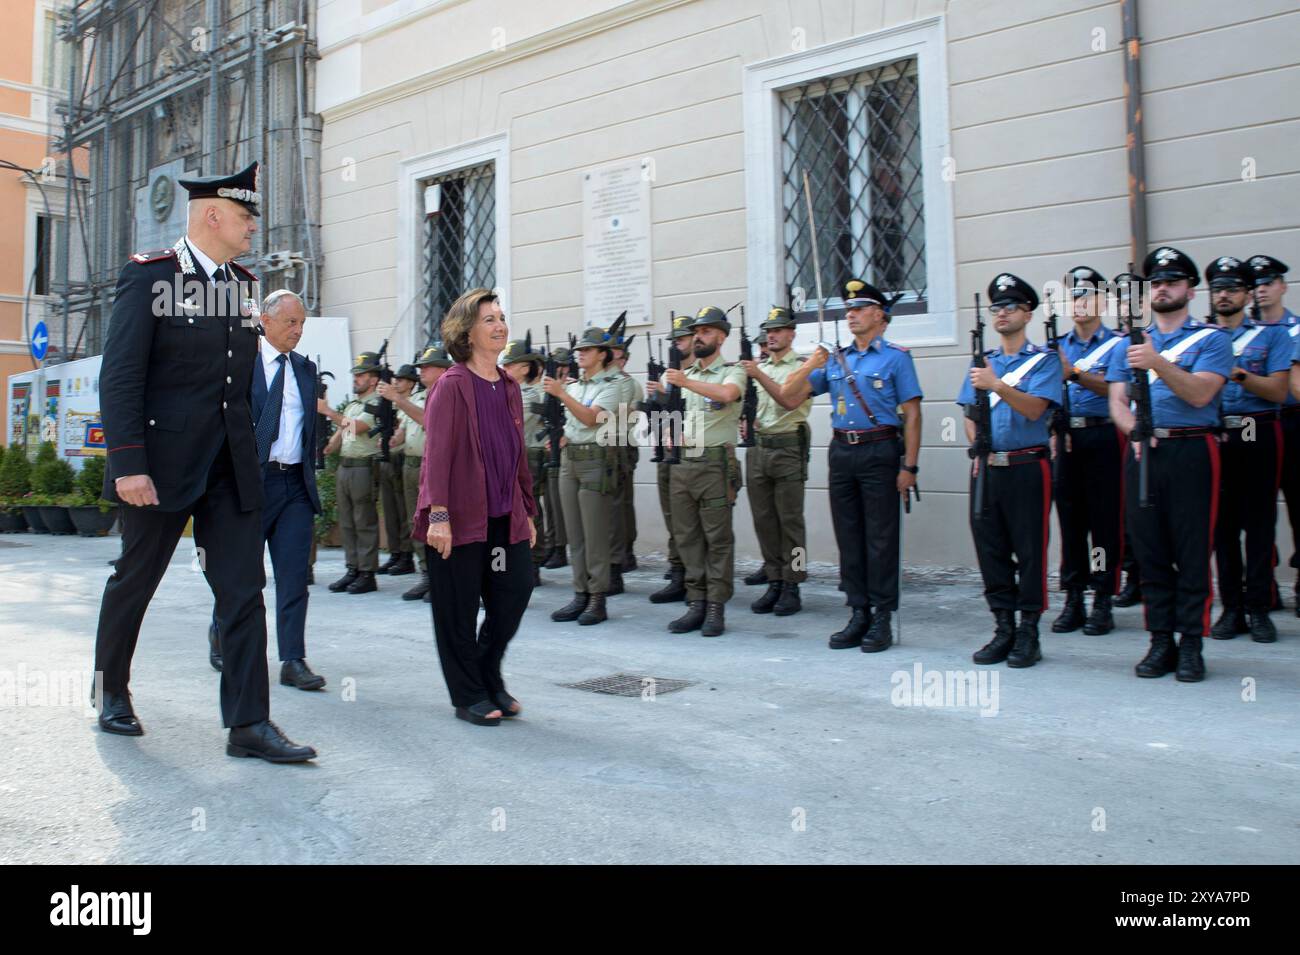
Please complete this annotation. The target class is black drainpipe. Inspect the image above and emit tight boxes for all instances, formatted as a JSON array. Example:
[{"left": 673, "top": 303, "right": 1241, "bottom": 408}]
[{"left": 1122, "top": 0, "right": 1148, "bottom": 264}]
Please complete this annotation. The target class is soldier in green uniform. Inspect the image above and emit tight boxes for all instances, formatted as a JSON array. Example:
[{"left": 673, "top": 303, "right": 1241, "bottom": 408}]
[
  {"left": 378, "top": 345, "right": 452, "bottom": 601},
  {"left": 541, "top": 344, "right": 570, "bottom": 571},
  {"left": 661, "top": 307, "right": 747, "bottom": 636},
  {"left": 375, "top": 362, "right": 415, "bottom": 579},
  {"left": 604, "top": 332, "right": 644, "bottom": 593},
  {"left": 502, "top": 336, "right": 549, "bottom": 587},
  {"left": 543, "top": 327, "right": 623, "bottom": 626},
  {"left": 643, "top": 313, "right": 697, "bottom": 603},
  {"left": 318, "top": 352, "right": 384, "bottom": 593},
  {"left": 738, "top": 307, "right": 814, "bottom": 615}
]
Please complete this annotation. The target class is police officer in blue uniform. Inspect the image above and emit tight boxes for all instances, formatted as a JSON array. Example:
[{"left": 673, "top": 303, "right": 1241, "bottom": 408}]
[
  {"left": 1106, "top": 247, "right": 1233, "bottom": 682},
  {"left": 1050, "top": 266, "right": 1127, "bottom": 637},
  {"left": 94, "top": 161, "right": 316, "bottom": 761},
  {"left": 959, "top": 273, "right": 1061, "bottom": 669},
  {"left": 1208, "top": 256, "right": 1290, "bottom": 643},
  {"left": 781, "top": 279, "right": 923, "bottom": 652},
  {"left": 1246, "top": 255, "right": 1299, "bottom": 614}
]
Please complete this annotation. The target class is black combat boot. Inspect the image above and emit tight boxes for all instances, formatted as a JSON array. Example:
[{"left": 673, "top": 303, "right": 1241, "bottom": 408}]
[
  {"left": 649, "top": 566, "right": 687, "bottom": 604},
  {"left": 346, "top": 571, "right": 377, "bottom": 594},
  {"left": 578, "top": 593, "right": 607, "bottom": 626},
  {"left": 387, "top": 552, "right": 415, "bottom": 576},
  {"left": 623, "top": 554, "right": 638, "bottom": 571},
  {"left": 669, "top": 600, "right": 707, "bottom": 633},
  {"left": 1135, "top": 631, "right": 1177, "bottom": 678},
  {"left": 1051, "top": 589, "right": 1086, "bottom": 633},
  {"left": 829, "top": 608, "right": 872, "bottom": 649},
  {"left": 328, "top": 567, "right": 359, "bottom": 593},
  {"left": 1007, "top": 612, "right": 1042, "bottom": 668},
  {"left": 1083, "top": 593, "right": 1114, "bottom": 635},
  {"left": 751, "top": 581, "right": 781, "bottom": 614},
  {"left": 743, "top": 568, "right": 768, "bottom": 586},
  {"left": 1114, "top": 574, "right": 1142, "bottom": 607},
  {"left": 773, "top": 583, "right": 802, "bottom": 616},
  {"left": 1210, "top": 606, "right": 1247, "bottom": 640},
  {"left": 861, "top": 610, "right": 892, "bottom": 653},
  {"left": 551, "top": 592, "right": 588, "bottom": 622},
  {"left": 376, "top": 553, "right": 400, "bottom": 574},
  {"left": 973, "top": 610, "right": 1016, "bottom": 664},
  {"left": 532, "top": 566, "right": 541, "bottom": 587},
  {"left": 1175, "top": 633, "right": 1206, "bottom": 682},
  {"left": 700, "top": 602, "right": 726, "bottom": 637},
  {"left": 402, "top": 573, "right": 430, "bottom": 601},
  {"left": 543, "top": 548, "right": 568, "bottom": 570},
  {"left": 607, "top": 565, "right": 624, "bottom": 596},
  {"left": 1248, "top": 610, "right": 1277, "bottom": 644}
]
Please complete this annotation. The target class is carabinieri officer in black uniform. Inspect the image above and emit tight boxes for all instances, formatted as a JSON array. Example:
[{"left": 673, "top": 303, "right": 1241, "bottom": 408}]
[
  {"left": 1106, "top": 247, "right": 1232, "bottom": 683},
  {"left": 94, "top": 161, "right": 316, "bottom": 762},
  {"left": 958, "top": 273, "right": 1062, "bottom": 670},
  {"left": 1050, "top": 266, "right": 1126, "bottom": 637}
]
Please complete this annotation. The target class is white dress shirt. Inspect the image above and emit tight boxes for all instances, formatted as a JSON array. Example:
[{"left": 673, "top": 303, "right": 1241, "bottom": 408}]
[
  {"left": 186, "top": 238, "right": 226, "bottom": 283},
  {"left": 260, "top": 336, "right": 304, "bottom": 464}
]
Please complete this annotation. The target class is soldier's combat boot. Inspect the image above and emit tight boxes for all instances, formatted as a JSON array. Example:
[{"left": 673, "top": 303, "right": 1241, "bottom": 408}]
[
  {"left": 328, "top": 567, "right": 359, "bottom": 593},
  {"left": 751, "top": 582, "right": 781, "bottom": 614},
  {"left": 973, "top": 609, "right": 1016, "bottom": 664},
  {"left": 1135, "top": 631, "right": 1177, "bottom": 678},
  {"left": 402, "top": 573, "right": 430, "bottom": 601},
  {"left": 1007, "top": 612, "right": 1043, "bottom": 668},
  {"left": 551, "top": 592, "right": 588, "bottom": 622},
  {"left": 543, "top": 548, "right": 568, "bottom": 570},
  {"left": 649, "top": 566, "right": 686, "bottom": 604},
  {"left": 1114, "top": 574, "right": 1142, "bottom": 608},
  {"left": 773, "top": 583, "right": 801, "bottom": 617},
  {"left": 376, "top": 553, "right": 400, "bottom": 575},
  {"left": 1051, "top": 589, "right": 1086, "bottom": 633},
  {"left": 1248, "top": 610, "right": 1277, "bottom": 644},
  {"left": 669, "top": 600, "right": 707, "bottom": 633},
  {"left": 861, "top": 610, "right": 892, "bottom": 653},
  {"left": 1175, "top": 633, "right": 1206, "bottom": 682},
  {"left": 700, "top": 602, "right": 726, "bottom": 637},
  {"left": 607, "top": 565, "right": 624, "bottom": 596},
  {"left": 387, "top": 552, "right": 415, "bottom": 576},
  {"left": 578, "top": 593, "right": 607, "bottom": 626},
  {"left": 829, "top": 608, "right": 872, "bottom": 649},
  {"left": 743, "top": 568, "right": 768, "bottom": 586},
  {"left": 1210, "top": 606, "right": 1247, "bottom": 640},
  {"left": 346, "top": 571, "right": 377, "bottom": 594},
  {"left": 1083, "top": 593, "right": 1114, "bottom": 635}
]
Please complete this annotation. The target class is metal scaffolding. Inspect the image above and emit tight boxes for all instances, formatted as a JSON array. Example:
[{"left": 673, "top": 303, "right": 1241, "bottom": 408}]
[{"left": 45, "top": 0, "right": 321, "bottom": 362}]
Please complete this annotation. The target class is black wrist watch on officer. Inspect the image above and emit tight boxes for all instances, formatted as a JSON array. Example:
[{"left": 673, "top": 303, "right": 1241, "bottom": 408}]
[
  {"left": 1231, "top": 371, "right": 1247, "bottom": 383},
  {"left": 900, "top": 464, "right": 919, "bottom": 475}
]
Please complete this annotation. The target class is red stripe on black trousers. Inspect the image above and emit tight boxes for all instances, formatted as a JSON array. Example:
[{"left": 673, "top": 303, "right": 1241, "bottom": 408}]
[
  {"left": 1039, "top": 458, "right": 1052, "bottom": 612},
  {"left": 1203, "top": 435, "right": 1220, "bottom": 636}
]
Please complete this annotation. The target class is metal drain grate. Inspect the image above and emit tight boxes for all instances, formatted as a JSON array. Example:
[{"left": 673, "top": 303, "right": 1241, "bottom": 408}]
[{"left": 561, "top": 673, "right": 696, "bottom": 697}]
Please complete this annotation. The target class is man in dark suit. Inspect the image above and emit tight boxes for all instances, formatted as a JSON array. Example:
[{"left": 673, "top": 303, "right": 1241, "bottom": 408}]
[
  {"left": 94, "top": 161, "right": 316, "bottom": 763},
  {"left": 208, "top": 289, "right": 326, "bottom": 691}
]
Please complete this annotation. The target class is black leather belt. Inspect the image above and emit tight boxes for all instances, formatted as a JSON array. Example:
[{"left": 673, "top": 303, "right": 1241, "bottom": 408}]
[
  {"left": 1222, "top": 411, "right": 1278, "bottom": 428},
  {"left": 265, "top": 460, "right": 301, "bottom": 471},
  {"left": 755, "top": 432, "right": 803, "bottom": 449},
  {"left": 985, "top": 447, "right": 1049, "bottom": 467},
  {"left": 1283, "top": 405, "right": 1300, "bottom": 416},
  {"left": 1067, "top": 416, "right": 1111, "bottom": 429},
  {"left": 1151, "top": 426, "right": 1214, "bottom": 439},
  {"left": 833, "top": 426, "right": 898, "bottom": 445}
]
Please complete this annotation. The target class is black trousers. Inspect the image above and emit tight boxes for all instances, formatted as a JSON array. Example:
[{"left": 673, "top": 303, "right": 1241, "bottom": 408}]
[
  {"left": 1280, "top": 409, "right": 1300, "bottom": 576},
  {"left": 970, "top": 453, "right": 1052, "bottom": 614},
  {"left": 1054, "top": 424, "right": 1125, "bottom": 595},
  {"left": 1126, "top": 435, "right": 1219, "bottom": 635},
  {"left": 426, "top": 515, "right": 533, "bottom": 709},
  {"left": 1214, "top": 419, "right": 1281, "bottom": 611},
  {"left": 95, "top": 439, "right": 269, "bottom": 727},
  {"left": 828, "top": 437, "right": 901, "bottom": 611}
]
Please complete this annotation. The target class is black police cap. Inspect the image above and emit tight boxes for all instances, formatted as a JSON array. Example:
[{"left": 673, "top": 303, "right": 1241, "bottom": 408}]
[
  {"left": 178, "top": 161, "right": 261, "bottom": 216},
  {"left": 1205, "top": 256, "right": 1252, "bottom": 290},
  {"left": 1246, "top": 254, "right": 1289, "bottom": 285},
  {"left": 1065, "top": 266, "right": 1106, "bottom": 297},
  {"left": 987, "top": 272, "right": 1039, "bottom": 311},
  {"left": 1143, "top": 246, "right": 1199, "bottom": 286}
]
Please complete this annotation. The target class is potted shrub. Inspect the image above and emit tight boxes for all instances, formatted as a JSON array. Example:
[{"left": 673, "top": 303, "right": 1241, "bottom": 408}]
[
  {"left": 314, "top": 451, "right": 340, "bottom": 547},
  {"left": 0, "top": 445, "right": 28, "bottom": 532},
  {"left": 66, "top": 456, "right": 118, "bottom": 536},
  {"left": 31, "top": 443, "right": 77, "bottom": 535}
]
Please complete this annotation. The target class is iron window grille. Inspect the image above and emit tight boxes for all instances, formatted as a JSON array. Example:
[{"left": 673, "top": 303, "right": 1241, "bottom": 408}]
[
  {"left": 422, "top": 161, "right": 496, "bottom": 344},
  {"left": 780, "top": 56, "right": 927, "bottom": 320}
]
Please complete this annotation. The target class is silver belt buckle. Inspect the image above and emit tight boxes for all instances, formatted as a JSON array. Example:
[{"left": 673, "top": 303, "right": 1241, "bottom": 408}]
[
  {"left": 1223, "top": 415, "right": 1244, "bottom": 429},
  {"left": 844, "top": 431, "right": 861, "bottom": 445},
  {"left": 1153, "top": 428, "right": 1171, "bottom": 439},
  {"left": 1069, "top": 416, "right": 1086, "bottom": 429},
  {"left": 987, "top": 451, "right": 1010, "bottom": 467}
]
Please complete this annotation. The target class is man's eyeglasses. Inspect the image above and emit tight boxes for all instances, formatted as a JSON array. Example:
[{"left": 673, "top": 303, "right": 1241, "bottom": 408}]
[{"left": 989, "top": 303, "right": 1026, "bottom": 315}]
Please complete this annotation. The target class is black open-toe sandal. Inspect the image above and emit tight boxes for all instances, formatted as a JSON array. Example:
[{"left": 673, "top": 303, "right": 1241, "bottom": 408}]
[
  {"left": 494, "top": 693, "right": 522, "bottom": 718},
  {"left": 455, "top": 701, "right": 502, "bottom": 726}
]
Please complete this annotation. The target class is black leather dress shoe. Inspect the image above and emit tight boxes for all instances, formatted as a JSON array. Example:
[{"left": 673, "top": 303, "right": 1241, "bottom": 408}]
[
  {"left": 208, "top": 622, "right": 223, "bottom": 672},
  {"left": 97, "top": 690, "right": 143, "bottom": 736},
  {"left": 227, "top": 720, "right": 317, "bottom": 763},
  {"left": 280, "top": 659, "right": 326, "bottom": 690}
]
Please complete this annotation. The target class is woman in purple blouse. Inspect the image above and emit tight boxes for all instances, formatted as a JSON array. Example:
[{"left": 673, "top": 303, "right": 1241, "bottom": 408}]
[{"left": 413, "top": 288, "right": 537, "bottom": 726}]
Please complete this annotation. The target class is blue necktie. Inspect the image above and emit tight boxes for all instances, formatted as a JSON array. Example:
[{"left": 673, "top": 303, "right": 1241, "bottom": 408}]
[{"left": 255, "top": 354, "right": 287, "bottom": 464}]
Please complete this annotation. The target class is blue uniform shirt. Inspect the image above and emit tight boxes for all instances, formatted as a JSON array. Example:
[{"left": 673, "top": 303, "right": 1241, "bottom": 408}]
[
  {"left": 1059, "top": 324, "right": 1122, "bottom": 418},
  {"left": 807, "top": 336, "right": 923, "bottom": 429},
  {"left": 956, "top": 343, "right": 1062, "bottom": 451},
  {"left": 1273, "top": 308, "right": 1299, "bottom": 406},
  {"left": 1105, "top": 318, "right": 1233, "bottom": 428},
  {"left": 1221, "top": 320, "right": 1291, "bottom": 414}
]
